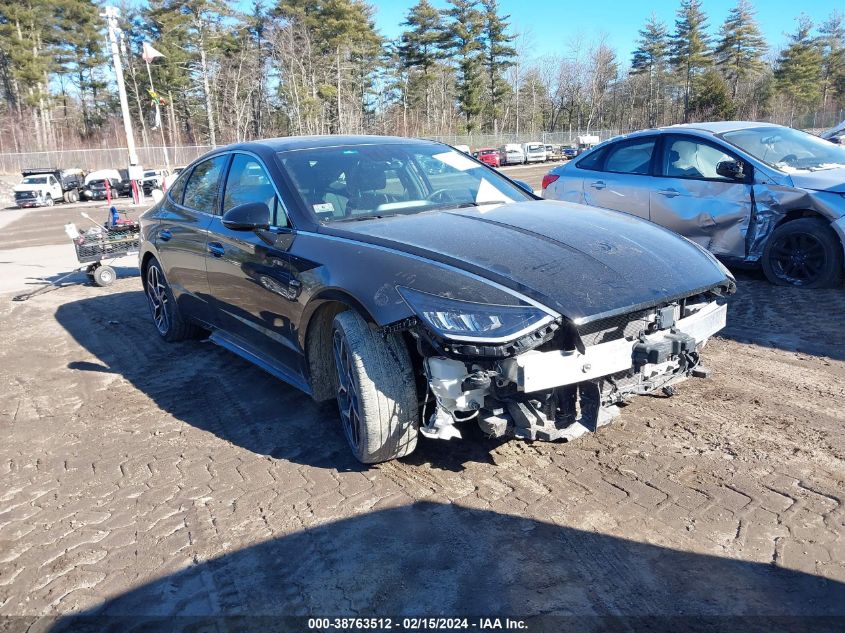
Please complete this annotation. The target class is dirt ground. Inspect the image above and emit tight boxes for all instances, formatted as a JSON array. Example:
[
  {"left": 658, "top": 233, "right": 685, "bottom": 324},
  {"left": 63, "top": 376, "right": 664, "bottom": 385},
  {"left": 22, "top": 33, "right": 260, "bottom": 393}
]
[{"left": 0, "top": 162, "right": 843, "bottom": 631}]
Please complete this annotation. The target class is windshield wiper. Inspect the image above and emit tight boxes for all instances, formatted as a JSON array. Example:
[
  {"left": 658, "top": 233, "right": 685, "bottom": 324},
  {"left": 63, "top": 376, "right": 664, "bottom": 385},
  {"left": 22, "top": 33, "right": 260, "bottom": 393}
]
[
  {"left": 434, "top": 200, "right": 509, "bottom": 210},
  {"left": 332, "top": 213, "right": 398, "bottom": 223}
]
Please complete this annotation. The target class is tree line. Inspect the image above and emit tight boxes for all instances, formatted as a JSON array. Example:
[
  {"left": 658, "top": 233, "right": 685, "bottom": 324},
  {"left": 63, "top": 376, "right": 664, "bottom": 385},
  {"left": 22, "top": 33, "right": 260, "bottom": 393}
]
[{"left": 0, "top": 0, "right": 843, "bottom": 155}]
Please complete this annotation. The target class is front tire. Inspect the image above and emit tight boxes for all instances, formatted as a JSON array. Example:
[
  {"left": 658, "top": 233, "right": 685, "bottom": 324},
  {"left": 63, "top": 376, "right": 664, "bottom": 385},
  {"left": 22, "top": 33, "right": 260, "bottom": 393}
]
[
  {"left": 331, "top": 311, "right": 419, "bottom": 464},
  {"left": 44, "top": 194, "right": 53, "bottom": 207},
  {"left": 762, "top": 218, "right": 843, "bottom": 288},
  {"left": 144, "top": 259, "right": 199, "bottom": 341}
]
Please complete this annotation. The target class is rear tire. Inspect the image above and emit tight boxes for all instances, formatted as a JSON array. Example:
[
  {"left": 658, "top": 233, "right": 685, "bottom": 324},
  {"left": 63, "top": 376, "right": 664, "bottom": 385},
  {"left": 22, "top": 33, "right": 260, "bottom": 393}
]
[
  {"left": 331, "top": 311, "right": 419, "bottom": 464},
  {"left": 762, "top": 218, "right": 843, "bottom": 288},
  {"left": 143, "top": 258, "right": 200, "bottom": 342}
]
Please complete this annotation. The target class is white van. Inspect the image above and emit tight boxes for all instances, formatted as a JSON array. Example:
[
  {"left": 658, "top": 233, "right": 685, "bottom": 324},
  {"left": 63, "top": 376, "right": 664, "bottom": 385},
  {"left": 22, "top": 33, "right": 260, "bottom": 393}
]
[{"left": 522, "top": 142, "right": 547, "bottom": 163}]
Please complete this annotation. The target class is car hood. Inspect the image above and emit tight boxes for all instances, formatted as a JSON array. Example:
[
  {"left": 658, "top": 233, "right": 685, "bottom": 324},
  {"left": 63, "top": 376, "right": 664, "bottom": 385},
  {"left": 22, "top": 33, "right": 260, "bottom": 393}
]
[
  {"left": 788, "top": 167, "right": 845, "bottom": 193},
  {"left": 323, "top": 200, "right": 733, "bottom": 323},
  {"left": 13, "top": 184, "right": 43, "bottom": 192}
]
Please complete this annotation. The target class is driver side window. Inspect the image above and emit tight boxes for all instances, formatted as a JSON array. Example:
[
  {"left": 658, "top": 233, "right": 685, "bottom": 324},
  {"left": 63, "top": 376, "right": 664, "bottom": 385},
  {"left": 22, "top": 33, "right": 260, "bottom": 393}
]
[
  {"left": 222, "top": 154, "right": 288, "bottom": 227},
  {"left": 661, "top": 136, "right": 736, "bottom": 181}
]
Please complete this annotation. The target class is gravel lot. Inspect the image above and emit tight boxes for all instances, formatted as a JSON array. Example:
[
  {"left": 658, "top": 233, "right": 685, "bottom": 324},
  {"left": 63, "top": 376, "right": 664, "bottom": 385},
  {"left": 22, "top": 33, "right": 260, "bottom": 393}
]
[{"left": 0, "top": 162, "right": 843, "bottom": 630}]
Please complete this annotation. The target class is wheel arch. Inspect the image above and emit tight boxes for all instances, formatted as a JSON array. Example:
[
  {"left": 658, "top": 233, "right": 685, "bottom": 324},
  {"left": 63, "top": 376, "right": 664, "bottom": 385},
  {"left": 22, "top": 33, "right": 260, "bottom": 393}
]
[
  {"left": 301, "top": 289, "right": 382, "bottom": 402},
  {"left": 139, "top": 250, "right": 158, "bottom": 287},
  {"left": 774, "top": 208, "right": 830, "bottom": 229}
]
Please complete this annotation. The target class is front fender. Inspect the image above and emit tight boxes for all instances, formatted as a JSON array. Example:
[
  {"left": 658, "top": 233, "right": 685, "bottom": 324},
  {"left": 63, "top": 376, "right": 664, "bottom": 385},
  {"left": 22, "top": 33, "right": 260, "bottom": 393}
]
[
  {"left": 830, "top": 216, "right": 845, "bottom": 267},
  {"left": 288, "top": 231, "right": 530, "bottom": 351}
]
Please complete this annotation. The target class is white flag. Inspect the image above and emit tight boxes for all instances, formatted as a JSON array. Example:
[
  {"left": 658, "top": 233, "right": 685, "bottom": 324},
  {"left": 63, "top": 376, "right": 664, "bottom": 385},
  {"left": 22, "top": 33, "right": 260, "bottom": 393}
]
[{"left": 141, "top": 42, "right": 165, "bottom": 63}]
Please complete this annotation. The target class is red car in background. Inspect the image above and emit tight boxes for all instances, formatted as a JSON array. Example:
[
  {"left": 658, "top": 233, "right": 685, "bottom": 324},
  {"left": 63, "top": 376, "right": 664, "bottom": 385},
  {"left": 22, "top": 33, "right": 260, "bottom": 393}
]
[{"left": 474, "top": 147, "right": 501, "bottom": 167}]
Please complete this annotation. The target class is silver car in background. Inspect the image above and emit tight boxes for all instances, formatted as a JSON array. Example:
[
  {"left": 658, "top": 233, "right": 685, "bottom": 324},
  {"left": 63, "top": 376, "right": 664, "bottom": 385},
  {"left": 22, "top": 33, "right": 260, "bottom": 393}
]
[
  {"left": 542, "top": 122, "right": 845, "bottom": 288},
  {"left": 499, "top": 143, "right": 526, "bottom": 165}
]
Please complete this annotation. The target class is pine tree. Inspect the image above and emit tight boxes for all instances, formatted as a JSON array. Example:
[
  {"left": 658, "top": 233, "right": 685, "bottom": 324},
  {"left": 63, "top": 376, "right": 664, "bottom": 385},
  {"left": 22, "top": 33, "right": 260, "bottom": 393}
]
[
  {"left": 398, "top": 0, "right": 445, "bottom": 77},
  {"left": 0, "top": 0, "right": 62, "bottom": 149},
  {"left": 398, "top": 0, "right": 447, "bottom": 132},
  {"left": 53, "top": 0, "right": 107, "bottom": 139},
  {"left": 689, "top": 68, "right": 735, "bottom": 119},
  {"left": 669, "top": 0, "right": 712, "bottom": 122},
  {"left": 714, "top": 0, "right": 767, "bottom": 100},
  {"left": 275, "top": 0, "right": 382, "bottom": 134},
  {"left": 145, "top": 0, "right": 230, "bottom": 146},
  {"left": 442, "top": 0, "right": 484, "bottom": 133},
  {"left": 631, "top": 14, "right": 669, "bottom": 126},
  {"left": 480, "top": 0, "right": 516, "bottom": 134},
  {"left": 818, "top": 11, "right": 845, "bottom": 107},
  {"left": 774, "top": 16, "right": 824, "bottom": 117}
]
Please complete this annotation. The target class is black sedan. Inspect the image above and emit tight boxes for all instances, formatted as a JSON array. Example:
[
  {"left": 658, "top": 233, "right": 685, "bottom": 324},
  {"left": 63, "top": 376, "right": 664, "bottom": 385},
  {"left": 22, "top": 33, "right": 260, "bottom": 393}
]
[{"left": 139, "top": 136, "right": 735, "bottom": 463}]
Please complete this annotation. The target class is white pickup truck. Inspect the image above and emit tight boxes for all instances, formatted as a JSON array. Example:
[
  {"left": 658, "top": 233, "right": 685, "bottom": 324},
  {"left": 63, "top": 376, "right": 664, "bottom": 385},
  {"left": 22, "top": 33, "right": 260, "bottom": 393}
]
[{"left": 13, "top": 168, "right": 84, "bottom": 207}]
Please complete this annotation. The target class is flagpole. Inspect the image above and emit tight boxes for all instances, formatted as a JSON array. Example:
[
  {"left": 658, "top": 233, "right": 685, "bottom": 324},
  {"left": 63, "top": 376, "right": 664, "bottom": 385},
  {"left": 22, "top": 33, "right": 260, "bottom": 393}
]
[{"left": 144, "top": 51, "right": 170, "bottom": 170}]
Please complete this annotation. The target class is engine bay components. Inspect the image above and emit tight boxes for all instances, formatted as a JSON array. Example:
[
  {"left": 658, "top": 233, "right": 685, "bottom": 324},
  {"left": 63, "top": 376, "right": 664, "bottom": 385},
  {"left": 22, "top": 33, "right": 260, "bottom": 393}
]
[{"left": 416, "top": 298, "right": 726, "bottom": 443}]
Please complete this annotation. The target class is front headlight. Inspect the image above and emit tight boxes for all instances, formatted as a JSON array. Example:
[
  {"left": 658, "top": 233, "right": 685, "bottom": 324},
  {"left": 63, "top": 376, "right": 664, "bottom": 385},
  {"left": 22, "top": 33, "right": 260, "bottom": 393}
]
[{"left": 397, "top": 287, "right": 555, "bottom": 342}]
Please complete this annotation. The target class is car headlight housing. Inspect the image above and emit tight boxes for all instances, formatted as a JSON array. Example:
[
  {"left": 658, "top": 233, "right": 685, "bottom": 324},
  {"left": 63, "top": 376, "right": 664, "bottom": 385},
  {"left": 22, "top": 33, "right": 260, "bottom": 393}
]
[{"left": 397, "top": 287, "right": 555, "bottom": 342}]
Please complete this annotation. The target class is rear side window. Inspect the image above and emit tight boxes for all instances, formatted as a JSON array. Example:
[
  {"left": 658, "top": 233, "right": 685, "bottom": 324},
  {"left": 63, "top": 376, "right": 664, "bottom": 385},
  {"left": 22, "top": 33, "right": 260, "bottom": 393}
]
[
  {"left": 223, "top": 154, "right": 288, "bottom": 227},
  {"left": 182, "top": 155, "right": 228, "bottom": 213},
  {"left": 575, "top": 146, "right": 607, "bottom": 171},
  {"left": 603, "top": 138, "right": 656, "bottom": 175},
  {"left": 167, "top": 170, "right": 189, "bottom": 204}
]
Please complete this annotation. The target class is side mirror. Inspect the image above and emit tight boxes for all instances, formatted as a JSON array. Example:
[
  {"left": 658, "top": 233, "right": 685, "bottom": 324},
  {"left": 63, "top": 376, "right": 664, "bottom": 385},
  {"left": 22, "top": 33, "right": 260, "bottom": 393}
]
[
  {"left": 222, "top": 201, "right": 270, "bottom": 231},
  {"left": 716, "top": 160, "right": 746, "bottom": 180},
  {"left": 512, "top": 179, "right": 534, "bottom": 194}
]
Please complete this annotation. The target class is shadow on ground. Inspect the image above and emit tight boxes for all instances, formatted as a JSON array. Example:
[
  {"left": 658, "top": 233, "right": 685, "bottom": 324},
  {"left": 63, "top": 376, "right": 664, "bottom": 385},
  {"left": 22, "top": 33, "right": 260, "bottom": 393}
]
[
  {"left": 47, "top": 502, "right": 844, "bottom": 632},
  {"left": 717, "top": 270, "right": 845, "bottom": 361},
  {"left": 10, "top": 266, "right": 139, "bottom": 301},
  {"left": 54, "top": 290, "right": 500, "bottom": 472}
]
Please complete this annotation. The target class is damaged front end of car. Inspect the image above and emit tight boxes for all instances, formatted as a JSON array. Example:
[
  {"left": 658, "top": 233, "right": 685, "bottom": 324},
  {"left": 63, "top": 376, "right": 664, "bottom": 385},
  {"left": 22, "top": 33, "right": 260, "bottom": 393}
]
[{"left": 394, "top": 285, "right": 733, "bottom": 443}]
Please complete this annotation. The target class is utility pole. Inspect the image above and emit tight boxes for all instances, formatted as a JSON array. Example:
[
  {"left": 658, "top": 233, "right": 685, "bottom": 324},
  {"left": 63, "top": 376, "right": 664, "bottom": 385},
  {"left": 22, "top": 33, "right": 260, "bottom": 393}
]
[{"left": 102, "top": 6, "right": 139, "bottom": 166}]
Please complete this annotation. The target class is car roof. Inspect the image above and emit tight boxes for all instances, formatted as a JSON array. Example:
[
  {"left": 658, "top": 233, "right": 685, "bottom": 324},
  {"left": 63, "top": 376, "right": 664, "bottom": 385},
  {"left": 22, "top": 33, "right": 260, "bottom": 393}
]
[
  {"left": 620, "top": 121, "right": 785, "bottom": 140},
  {"left": 219, "top": 135, "right": 442, "bottom": 154},
  {"left": 665, "top": 121, "right": 785, "bottom": 134}
]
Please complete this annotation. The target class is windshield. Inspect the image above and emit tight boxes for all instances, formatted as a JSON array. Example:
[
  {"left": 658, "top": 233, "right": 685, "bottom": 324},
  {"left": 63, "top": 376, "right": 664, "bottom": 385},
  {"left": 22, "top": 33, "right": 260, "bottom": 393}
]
[
  {"left": 722, "top": 126, "right": 845, "bottom": 172},
  {"left": 279, "top": 143, "right": 532, "bottom": 223},
  {"left": 22, "top": 176, "right": 47, "bottom": 184}
]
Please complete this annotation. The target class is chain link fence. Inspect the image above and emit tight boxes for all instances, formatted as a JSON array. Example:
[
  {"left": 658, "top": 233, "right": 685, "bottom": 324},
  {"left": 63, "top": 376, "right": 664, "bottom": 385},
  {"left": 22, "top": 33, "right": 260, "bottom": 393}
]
[
  {"left": 0, "top": 115, "right": 840, "bottom": 174},
  {"left": 0, "top": 132, "right": 623, "bottom": 174},
  {"left": 0, "top": 145, "right": 213, "bottom": 175},
  {"left": 425, "top": 129, "right": 623, "bottom": 149}
]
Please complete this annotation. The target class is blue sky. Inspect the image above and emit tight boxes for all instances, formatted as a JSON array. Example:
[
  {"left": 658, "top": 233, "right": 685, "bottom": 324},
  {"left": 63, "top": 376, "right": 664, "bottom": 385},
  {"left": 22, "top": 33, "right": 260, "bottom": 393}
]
[{"left": 371, "top": 0, "right": 843, "bottom": 62}]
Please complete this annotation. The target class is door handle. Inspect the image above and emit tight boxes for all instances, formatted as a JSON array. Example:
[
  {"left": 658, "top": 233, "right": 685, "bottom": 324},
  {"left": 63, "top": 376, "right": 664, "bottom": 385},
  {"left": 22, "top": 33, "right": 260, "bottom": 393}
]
[
  {"left": 590, "top": 180, "right": 606, "bottom": 190},
  {"left": 159, "top": 229, "right": 172, "bottom": 242},
  {"left": 207, "top": 242, "right": 225, "bottom": 257},
  {"left": 657, "top": 188, "right": 680, "bottom": 198}
]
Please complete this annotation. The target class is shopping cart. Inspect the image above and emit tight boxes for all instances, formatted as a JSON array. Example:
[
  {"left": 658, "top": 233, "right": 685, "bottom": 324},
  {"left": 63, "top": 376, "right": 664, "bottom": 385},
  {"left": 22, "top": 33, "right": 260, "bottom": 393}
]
[
  {"left": 11, "top": 211, "right": 140, "bottom": 302},
  {"left": 69, "top": 212, "right": 141, "bottom": 287}
]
